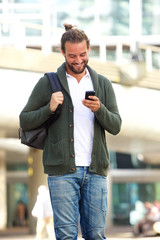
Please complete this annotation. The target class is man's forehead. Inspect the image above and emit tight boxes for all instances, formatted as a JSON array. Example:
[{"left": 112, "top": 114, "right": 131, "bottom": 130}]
[
  {"left": 65, "top": 40, "right": 87, "bottom": 48},
  {"left": 65, "top": 41, "right": 88, "bottom": 53}
]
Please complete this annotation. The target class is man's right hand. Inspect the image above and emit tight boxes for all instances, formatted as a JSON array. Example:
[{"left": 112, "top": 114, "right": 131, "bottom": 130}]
[{"left": 49, "top": 91, "right": 64, "bottom": 112}]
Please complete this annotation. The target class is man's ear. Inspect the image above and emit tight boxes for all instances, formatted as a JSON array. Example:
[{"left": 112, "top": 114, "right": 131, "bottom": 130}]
[
  {"left": 87, "top": 43, "right": 90, "bottom": 53},
  {"left": 61, "top": 48, "right": 65, "bottom": 56}
]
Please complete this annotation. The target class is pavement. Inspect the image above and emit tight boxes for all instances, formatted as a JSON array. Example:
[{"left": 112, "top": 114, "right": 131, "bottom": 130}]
[{"left": 0, "top": 226, "right": 160, "bottom": 240}]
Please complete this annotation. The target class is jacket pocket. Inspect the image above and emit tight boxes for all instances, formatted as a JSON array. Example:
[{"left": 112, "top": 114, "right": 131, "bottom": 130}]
[{"left": 44, "top": 140, "right": 66, "bottom": 166}]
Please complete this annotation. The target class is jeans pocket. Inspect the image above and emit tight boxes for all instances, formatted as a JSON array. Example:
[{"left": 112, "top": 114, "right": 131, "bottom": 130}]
[{"left": 102, "top": 189, "right": 107, "bottom": 212}]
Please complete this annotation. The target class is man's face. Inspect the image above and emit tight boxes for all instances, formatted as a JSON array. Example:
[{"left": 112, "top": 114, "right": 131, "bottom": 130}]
[{"left": 61, "top": 40, "right": 90, "bottom": 75}]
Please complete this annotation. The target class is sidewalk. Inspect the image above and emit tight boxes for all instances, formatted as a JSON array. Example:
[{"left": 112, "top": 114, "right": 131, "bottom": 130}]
[{"left": 0, "top": 226, "right": 160, "bottom": 239}]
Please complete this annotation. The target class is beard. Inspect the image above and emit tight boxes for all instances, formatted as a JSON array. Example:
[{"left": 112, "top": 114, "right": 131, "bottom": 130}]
[{"left": 65, "top": 58, "right": 88, "bottom": 74}]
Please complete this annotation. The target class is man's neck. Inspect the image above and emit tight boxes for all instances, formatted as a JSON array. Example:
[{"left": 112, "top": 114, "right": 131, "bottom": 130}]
[{"left": 65, "top": 66, "right": 86, "bottom": 83}]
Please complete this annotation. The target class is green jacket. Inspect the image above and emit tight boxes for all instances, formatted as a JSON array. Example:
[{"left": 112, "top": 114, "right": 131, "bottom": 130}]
[{"left": 19, "top": 63, "right": 122, "bottom": 176}]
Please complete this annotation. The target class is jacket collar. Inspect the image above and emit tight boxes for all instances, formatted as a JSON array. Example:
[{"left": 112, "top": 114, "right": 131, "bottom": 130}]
[
  {"left": 87, "top": 65, "right": 99, "bottom": 93},
  {"left": 57, "top": 62, "right": 99, "bottom": 94}
]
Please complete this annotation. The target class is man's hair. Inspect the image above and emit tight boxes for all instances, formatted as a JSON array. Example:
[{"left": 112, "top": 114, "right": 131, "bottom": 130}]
[{"left": 61, "top": 23, "right": 90, "bottom": 53}]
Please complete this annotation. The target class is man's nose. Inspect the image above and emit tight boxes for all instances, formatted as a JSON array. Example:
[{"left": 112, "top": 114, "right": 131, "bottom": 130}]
[{"left": 76, "top": 56, "right": 82, "bottom": 63}]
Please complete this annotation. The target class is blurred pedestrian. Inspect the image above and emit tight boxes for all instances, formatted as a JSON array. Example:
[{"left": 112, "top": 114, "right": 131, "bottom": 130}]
[
  {"left": 15, "top": 200, "right": 28, "bottom": 226},
  {"left": 133, "top": 201, "right": 160, "bottom": 236},
  {"left": 32, "top": 185, "right": 54, "bottom": 240}
]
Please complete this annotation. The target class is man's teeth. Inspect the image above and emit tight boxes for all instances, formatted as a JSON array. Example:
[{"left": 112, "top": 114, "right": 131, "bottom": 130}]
[{"left": 75, "top": 63, "right": 82, "bottom": 66}]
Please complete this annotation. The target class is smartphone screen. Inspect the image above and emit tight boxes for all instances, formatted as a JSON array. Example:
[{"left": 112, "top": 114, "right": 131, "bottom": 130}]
[{"left": 85, "top": 91, "right": 95, "bottom": 100}]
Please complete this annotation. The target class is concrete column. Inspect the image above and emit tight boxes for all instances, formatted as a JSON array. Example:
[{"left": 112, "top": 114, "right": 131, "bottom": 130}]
[
  {"left": 28, "top": 148, "right": 47, "bottom": 234},
  {"left": 129, "top": 0, "right": 142, "bottom": 54},
  {"left": 146, "top": 48, "right": 152, "bottom": 71},
  {"left": 0, "top": 150, "right": 7, "bottom": 229},
  {"left": 99, "top": 42, "right": 107, "bottom": 63},
  {"left": 42, "top": 0, "right": 52, "bottom": 53},
  {"left": 14, "top": 25, "right": 26, "bottom": 50},
  {"left": 152, "top": 0, "right": 160, "bottom": 34},
  {"left": 116, "top": 43, "right": 123, "bottom": 65}
]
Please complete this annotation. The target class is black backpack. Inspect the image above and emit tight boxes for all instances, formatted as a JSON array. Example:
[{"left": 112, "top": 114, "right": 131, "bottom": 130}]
[{"left": 19, "top": 72, "right": 61, "bottom": 150}]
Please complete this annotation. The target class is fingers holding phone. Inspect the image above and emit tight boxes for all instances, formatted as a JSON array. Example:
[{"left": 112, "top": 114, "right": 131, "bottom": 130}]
[
  {"left": 85, "top": 91, "right": 95, "bottom": 100},
  {"left": 82, "top": 91, "right": 100, "bottom": 112}
]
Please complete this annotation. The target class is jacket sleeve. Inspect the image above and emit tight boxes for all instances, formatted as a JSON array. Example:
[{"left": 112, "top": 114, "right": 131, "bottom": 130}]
[
  {"left": 95, "top": 80, "right": 122, "bottom": 135},
  {"left": 19, "top": 76, "right": 57, "bottom": 131}
]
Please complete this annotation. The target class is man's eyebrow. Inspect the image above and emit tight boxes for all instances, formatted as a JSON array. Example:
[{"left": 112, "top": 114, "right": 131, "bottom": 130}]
[
  {"left": 80, "top": 52, "right": 87, "bottom": 55},
  {"left": 68, "top": 52, "right": 87, "bottom": 56}
]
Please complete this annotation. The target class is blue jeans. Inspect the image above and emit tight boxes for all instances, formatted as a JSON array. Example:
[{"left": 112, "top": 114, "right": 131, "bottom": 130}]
[{"left": 48, "top": 167, "right": 107, "bottom": 240}]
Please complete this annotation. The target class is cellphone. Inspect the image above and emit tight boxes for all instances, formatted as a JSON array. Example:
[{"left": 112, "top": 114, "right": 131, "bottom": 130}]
[{"left": 85, "top": 91, "right": 95, "bottom": 100}]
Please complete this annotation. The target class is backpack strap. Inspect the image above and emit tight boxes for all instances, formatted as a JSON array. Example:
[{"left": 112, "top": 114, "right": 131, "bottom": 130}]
[
  {"left": 45, "top": 72, "right": 61, "bottom": 92},
  {"left": 44, "top": 72, "right": 62, "bottom": 124}
]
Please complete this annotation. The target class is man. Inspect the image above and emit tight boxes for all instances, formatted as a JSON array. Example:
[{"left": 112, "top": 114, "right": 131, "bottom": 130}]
[{"left": 20, "top": 24, "right": 122, "bottom": 240}]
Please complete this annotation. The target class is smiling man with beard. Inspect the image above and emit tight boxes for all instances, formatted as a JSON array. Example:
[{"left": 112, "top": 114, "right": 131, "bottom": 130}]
[{"left": 20, "top": 24, "right": 122, "bottom": 240}]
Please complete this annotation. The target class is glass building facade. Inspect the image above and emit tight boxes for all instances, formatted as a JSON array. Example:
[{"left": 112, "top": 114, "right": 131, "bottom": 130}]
[
  {"left": 110, "top": 152, "right": 160, "bottom": 225},
  {"left": 1, "top": 0, "right": 160, "bottom": 39},
  {"left": 1, "top": 0, "right": 159, "bottom": 68}
]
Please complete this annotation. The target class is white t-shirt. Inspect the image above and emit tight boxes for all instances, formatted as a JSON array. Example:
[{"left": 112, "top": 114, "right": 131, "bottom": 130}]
[{"left": 66, "top": 69, "right": 94, "bottom": 166}]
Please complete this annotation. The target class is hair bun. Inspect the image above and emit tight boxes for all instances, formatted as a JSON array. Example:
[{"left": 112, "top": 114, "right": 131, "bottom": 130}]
[{"left": 64, "top": 23, "right": 76, "bottom": 31}]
